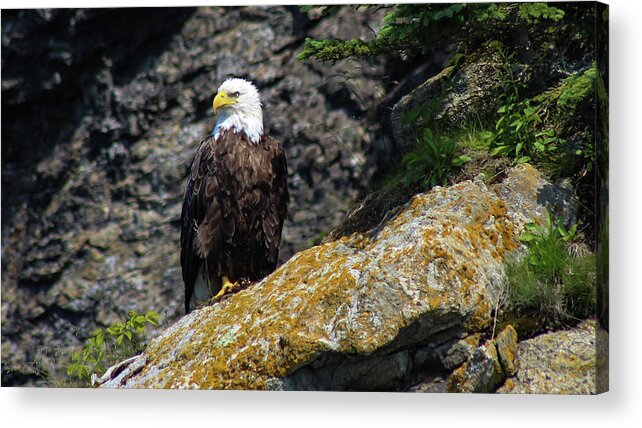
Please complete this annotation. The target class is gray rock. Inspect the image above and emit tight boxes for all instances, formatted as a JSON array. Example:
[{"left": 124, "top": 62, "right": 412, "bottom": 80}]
[
  {"left": 492, "top": 163, "right": 578, "bottom": 228},
  {"left": 498, "top": 320, "right": 601, "bottom": 394},
  {"left": 414, "top": 334, "right": 480, "bottom": 370},
  {"left": 445, "top": 325, "right": 517, "bottom": 393},
  {"left": 447, "top": 339, "right": 505, "bottom": 393},
  {"left": 390, "top": 66, "right": 455, "bottom": 154},
  {"left": 495, "top": 324, "right": 518, "bottom": 377},
  {"left": 390, "top": 51, "right": 503, "bottom": 155}
]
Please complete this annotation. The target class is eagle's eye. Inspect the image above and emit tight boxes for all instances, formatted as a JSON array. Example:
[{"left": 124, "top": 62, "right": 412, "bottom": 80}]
[{"left": 231, "top": 91, "right": 240, "bottom": 98}]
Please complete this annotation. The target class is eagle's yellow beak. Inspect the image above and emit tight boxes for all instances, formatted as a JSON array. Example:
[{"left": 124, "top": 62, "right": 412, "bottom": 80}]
[{"left": 213, "top": 91, "right": 236, "bottom": 114}]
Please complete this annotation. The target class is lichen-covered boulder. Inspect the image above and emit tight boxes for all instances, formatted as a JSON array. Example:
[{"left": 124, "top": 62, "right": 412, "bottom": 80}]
[
  {"left": 498, "top": 320, "right": 601, "bottom": 394},
  {"left": 100, "top": 165, "right": 565, "bottom": 390}
]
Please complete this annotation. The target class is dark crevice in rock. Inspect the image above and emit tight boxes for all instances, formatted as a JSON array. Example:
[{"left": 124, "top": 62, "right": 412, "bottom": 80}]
[{"left": 281, "top": 313, "right": 471, "bottom": 391}]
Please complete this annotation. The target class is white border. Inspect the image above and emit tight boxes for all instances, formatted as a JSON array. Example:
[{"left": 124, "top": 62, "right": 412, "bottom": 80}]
[{"left": 2, "top": 0, "right": 641, "bottom": 427}]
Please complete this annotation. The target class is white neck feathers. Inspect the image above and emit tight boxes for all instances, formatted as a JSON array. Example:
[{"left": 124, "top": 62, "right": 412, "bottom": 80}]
[{"left": 213, "top": 106, "right": 263, "bottom": 144}]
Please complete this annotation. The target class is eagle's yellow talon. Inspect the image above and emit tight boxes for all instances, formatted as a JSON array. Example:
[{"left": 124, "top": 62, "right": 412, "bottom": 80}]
[{"left": 211, "top": 276, "right": 237, "bottom": 300}]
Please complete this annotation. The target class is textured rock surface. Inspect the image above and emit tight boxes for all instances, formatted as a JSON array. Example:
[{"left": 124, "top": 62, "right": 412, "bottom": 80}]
[
  {"left": 498, "top": 320, "right": 599, "bottom": 394},
  {"left": 493, "top": 164, "right": 578, "bottom": 228},
  {"left": 389, "top": 65, "right": 455, "bottom": 154},
  {"left": 1, "top": 6, "right": 391, "bottom": 386},
  {"left": 446, "top": 325, "right": 517, "bottom": 393},
  {"left": 414, "top": 334, "right": 481, "bottom": 371},
  {"left": 100, "top": 165, "right": 559, "bottom": 390},
  {"left": 495, "top": 324, "right": 518, "bottom": 377},
  {"left": 447, "top": 339, "right": 505, "bottom": 393},
  {"left": 390, "top": 51, "right": 503, "bottom": 155}
]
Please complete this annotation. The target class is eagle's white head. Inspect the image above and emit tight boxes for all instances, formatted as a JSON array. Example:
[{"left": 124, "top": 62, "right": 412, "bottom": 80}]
[{"left": 212, "top": 78, "right": 263, "bottom": 144}]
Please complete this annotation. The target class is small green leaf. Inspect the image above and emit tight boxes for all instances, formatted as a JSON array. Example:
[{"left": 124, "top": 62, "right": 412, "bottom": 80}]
[
  {"left": 524, "top": 222, "right": 539, "bottom": 231},
  {"left": 490, "top": 146, "right": 509, "bottom": 156},
  {"left": 145, "top": 311, "right": 160, "bottom": 325},
  {"left": 451, "top": 155, "right": 471, "bottom": 167},
  {"left": 515, "top": 142, "right": 524, "bottom": 155},
  {"left": 403, "top": 108, "right": 422, "bottom": 125},
  {"left": 479, "top": 131, "right": 494, "bottom": 140},
  {"left": 520, "top": 233, "right": 536, "bottom": 242}
]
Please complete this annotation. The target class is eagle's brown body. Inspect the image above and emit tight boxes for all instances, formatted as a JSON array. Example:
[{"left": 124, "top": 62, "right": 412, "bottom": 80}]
[{"left": 180, "top": 131, "right": 289, "bottom": 313}]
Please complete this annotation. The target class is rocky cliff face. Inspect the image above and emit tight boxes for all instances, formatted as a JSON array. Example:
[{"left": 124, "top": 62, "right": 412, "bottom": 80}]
[
  {"left": 99, "top": 164, "right": 593, "bottom": 392},
  {"left": 1, "top": 6, "right": 391, "bottom": 386}
]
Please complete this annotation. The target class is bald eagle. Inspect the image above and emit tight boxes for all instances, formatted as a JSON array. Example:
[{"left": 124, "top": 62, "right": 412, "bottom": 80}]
[{"left": 180, "top": 78, "right": 289, "bottom": 313}]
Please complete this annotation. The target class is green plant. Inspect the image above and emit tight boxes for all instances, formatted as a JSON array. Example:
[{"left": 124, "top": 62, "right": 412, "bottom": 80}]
[
  {"left": 472, "top": 3, "right": 508, "bottom": 21},
  {"left": 506, "top": 213, "right": 595, "bottom": 327},
  {"left": 298, "top": 4, "right": 468, "bottom": 61},
  {"left": 520, "top": 213, "right": 577, "bottom": 244},
  {"left": 297, "top": 38, "right": 388, "bottom": 62},
  {"left": 518, "top": 2, "right": 565, "bottom": 24},
  {"left": 557, "top": 66, "right": 597, "bottom": 113},
  {"left": 490, "top": 99, "right": 565, "bottom": 164},
  {"left": 375, "top": 3, "right": 467, "bottom": 55},
  {"left": 489, "top": 46, "right": 566, "bottom": 165},
  {"left": 397, "top": 96, "right": 470, "bottom": 189},
  {"left": 552, "top": 67, "right": 598, "bottom": 173},
  {"left": 67, "top": 310, "right": 160, "bottom": 385},
  {"left": 523, "top": 64, "right": 598, "bottom": 175},
  {"left": 402, "top": 128, "right": 470, "bottom": 189},
  {"left": 311, "top": 231, "right": 326, "bottom": 247},
  {"left": 298, "top": 3, "right": 567, "bottom": 63},
  {"left": 401, "top": 97, "right": 443, "bottom": 128}
]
